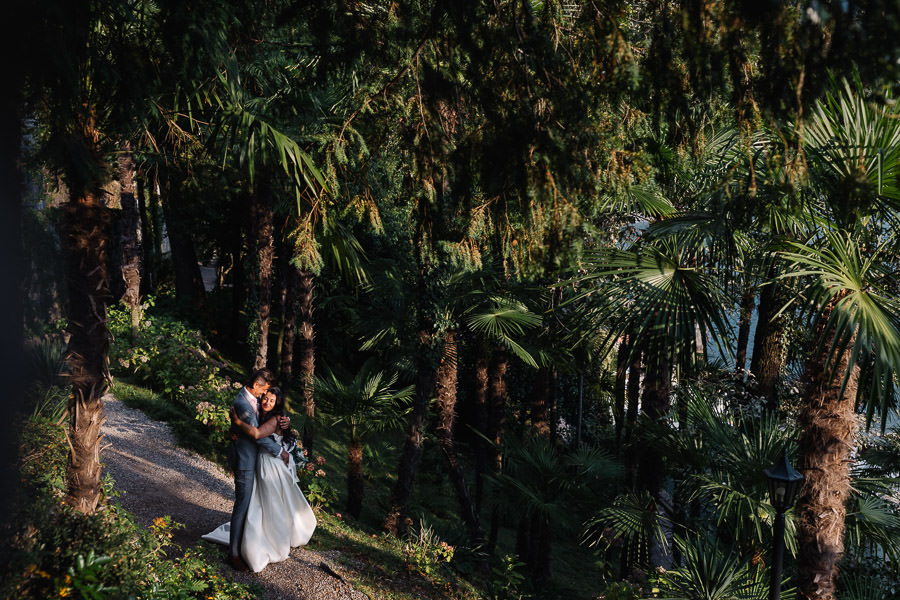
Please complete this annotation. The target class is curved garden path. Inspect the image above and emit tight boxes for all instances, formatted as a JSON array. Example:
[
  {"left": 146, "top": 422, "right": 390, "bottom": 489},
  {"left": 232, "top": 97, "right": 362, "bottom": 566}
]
[{"left": 100, "top": 393, "right": 371, "bottom": 600}]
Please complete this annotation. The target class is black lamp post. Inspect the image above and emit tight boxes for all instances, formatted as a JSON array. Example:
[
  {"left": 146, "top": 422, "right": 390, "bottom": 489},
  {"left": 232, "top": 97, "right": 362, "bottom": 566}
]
[{"left": 763, "top": 450, "right": 804, "bottom": 600}]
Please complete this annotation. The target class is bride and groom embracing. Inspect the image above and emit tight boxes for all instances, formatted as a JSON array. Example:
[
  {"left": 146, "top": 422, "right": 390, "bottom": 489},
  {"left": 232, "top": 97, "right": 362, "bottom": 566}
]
[{"left": 203, "top": 368, "right": 317, "bottom": 572}]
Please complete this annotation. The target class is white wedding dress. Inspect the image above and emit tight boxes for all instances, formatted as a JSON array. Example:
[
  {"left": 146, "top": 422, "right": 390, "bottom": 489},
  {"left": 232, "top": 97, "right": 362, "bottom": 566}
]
[{"left": 203, "top": 434, "right": 317, "bottom": 572}]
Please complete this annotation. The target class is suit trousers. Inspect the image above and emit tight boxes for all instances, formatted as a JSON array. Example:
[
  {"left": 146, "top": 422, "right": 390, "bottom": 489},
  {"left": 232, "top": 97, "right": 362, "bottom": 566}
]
[{"left": 230, "top": 469, "right": 255, "bottom": 557}]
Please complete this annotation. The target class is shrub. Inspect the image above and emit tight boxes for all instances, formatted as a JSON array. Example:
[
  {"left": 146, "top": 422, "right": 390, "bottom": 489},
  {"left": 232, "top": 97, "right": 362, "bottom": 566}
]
[
  {"left": 108, "top": 298, "right": 239, "bottom": 446},
  {"left": 401, "top": 520, "right": 455, "bottom": 580},
  {"left": 295, "top": 453, "right": 339, "bottom": 509}
]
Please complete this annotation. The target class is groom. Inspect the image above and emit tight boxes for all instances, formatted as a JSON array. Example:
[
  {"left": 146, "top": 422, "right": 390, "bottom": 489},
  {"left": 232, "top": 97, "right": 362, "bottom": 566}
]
[{"left": 228, "top": 368, "right": 290, "bottom": 571}]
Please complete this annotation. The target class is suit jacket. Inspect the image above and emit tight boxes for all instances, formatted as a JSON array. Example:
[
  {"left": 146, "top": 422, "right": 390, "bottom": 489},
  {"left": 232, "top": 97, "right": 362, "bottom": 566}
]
[{"left": 230, "top": 387, "right": 282, "bottom": 471}]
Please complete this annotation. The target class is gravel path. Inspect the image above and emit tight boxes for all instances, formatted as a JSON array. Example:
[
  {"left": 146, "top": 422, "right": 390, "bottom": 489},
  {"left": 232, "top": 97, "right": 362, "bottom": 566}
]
[{"left": 100, "top": 393, "right": 371, "bottom": 600}]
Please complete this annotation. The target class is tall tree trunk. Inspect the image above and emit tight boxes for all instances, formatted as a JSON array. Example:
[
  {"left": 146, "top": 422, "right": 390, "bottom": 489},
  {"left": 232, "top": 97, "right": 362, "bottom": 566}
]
[
  {"left": 734, "top": 287, "right": 755, "bottom": 373},
  {"left": 279, "top": 259, "right": 299, "bottom": 382},
  {"left": 159, "top": 168, "right": 204, "bottom": 308},
  {"left": 251, "top": 177, "right": 275, "bottom": 371},
  {"left": 297, "top": 268, "right": 315, "bottom": 453},
  {"left": 485, "top": 346, "right": 509, "bottom": 554},
  {"left": 62, "top": 197, "right": 113, "bottom": 514},
  {"left": 384, "top": 264, "right": 433, "bottom": 536},
  {"left": 135, "top": 175, "right": 153, "bottom": 296},
  {"left": 346, "top": 436, "right": 364, "bottom": 520},
  {"left": 230, "top": 196, "right": 248, "bottom": 344},
  {"left": 473, "top": 343, "right": 490, "bottom": 513},
  {"left": 147, "top": 174, "right": 164, "bottom": 292},
  {"left": 795, "top": 299, "right": 859, "bottom": 600},
  {"left": 487, "top": 347, "right": 509, "bottom": 470},
  {"left": 434, "top": 331, "right": 483, "bottom": 539},
  {"left": 625, "top": 342, "right": 642, "bottom": 445},
  {"left": 637, "top": 336, "right": 672, "bottom": 569},
  {"left": 637, "top": 338, "right": 670, "bottom": 493},
  {"left": 750, "top": 271, "right": 786, "bottom": 410},
  {"left": 529, "top": 367, "right": 552, "bottom": 435},
  {"left": 614, "top": 335, "right": 631, "bottom": 453},
  {"left": 117, "top": 141, "right": 142, "bottom": 341}
]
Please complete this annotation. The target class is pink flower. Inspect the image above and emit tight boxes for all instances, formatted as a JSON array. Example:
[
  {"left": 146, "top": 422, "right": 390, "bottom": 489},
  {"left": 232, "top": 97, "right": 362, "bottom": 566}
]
[
  {"left": 315, "top": 469, "right": 326, "bottom": 477},
  {"left": 305, "top": 463, "right": 315, "bottom": 472},
  {"left": 315, "top": 456, "right": 326, "bottom": 466}
]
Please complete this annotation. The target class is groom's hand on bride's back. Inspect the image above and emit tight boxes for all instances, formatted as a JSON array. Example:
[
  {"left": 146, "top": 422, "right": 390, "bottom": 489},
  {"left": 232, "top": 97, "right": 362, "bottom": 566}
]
[{"left": 277, "top": 415, "right": 290, "bottom": 429}]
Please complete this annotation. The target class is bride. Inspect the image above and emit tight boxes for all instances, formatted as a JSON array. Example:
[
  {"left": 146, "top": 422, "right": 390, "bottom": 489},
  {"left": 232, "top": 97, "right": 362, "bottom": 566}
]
[{"left": 203, "top": 387, "right": 317, "bottom": 572}]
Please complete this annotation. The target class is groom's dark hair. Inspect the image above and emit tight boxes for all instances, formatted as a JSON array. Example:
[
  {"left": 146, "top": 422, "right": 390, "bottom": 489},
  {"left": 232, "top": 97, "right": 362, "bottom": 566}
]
[{"left": 250, "top": 368, "right": 276, "bottom": 388}]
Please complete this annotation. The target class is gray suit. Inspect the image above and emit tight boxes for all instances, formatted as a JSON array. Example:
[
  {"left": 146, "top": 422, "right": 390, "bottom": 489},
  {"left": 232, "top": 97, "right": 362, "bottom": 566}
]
[{"left": 229, "top": 387, "right": 282, "bottom": 558}]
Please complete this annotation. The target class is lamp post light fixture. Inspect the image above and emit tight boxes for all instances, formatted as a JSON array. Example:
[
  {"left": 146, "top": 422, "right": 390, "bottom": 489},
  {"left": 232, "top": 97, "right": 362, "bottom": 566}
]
[{"left": 763, "top": 450, "right": 804, "bottom": 600}]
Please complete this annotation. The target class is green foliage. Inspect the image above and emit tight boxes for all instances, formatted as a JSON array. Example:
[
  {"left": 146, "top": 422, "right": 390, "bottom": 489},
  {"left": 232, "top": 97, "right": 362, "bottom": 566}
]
[
  {"left": 487, "top": 555, "right": 529, "bottom": 600},
  {"left": 401, "top": 520, "right": 455, "bottom": 581},
  {"left": 108, "top": 298, "right": 240, "bottom": 447},
  {"left": 296, "top": 454, "right": 339, "bottom": 510},
  {"left": 5, "top": 393, "right": 256, "bottom": 600},
  {"left": 648, "top": 536, "right": 790, "bottom": 600},
  {"left": 316, "top": 360, "right": 413, "bottom": 441},
  {"left": 584, "top": 490, "right": 671, "bottom": 572},
  {"left": 27, "top": 334, "right": 69, "bottom": 387}
]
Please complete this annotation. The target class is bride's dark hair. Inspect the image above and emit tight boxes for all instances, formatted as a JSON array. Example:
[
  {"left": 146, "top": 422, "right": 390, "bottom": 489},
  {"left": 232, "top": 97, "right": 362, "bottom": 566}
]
[{"left": 261, "top": 386, "right": 296, "bottom": 447}]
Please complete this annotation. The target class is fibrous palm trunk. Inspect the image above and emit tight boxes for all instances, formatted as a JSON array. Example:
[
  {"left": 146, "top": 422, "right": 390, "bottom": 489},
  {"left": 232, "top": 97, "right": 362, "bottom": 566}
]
[
  {"left": 347, "top": 436, "right": 364, "bottom": 519},
  {"left": 795, "top": 299, "right": 859, "bottom": 600},
  {"left": 251, "top": 177, "right": 275, "bottom": 371},
  {"left": 278, "top": 257, "right": 299, "bottom": 382},
  {"left": 117, "top": 141, "right": 141, "bottom": 341},
  {"left": 473, "top": 344, "right": 490, "bottom": 512},
  {"left": 734, "top": 288, "right": 755, "bottom": 373},
  {"left": 529, "top": 367, "right": 552, "bottom": 436},
  {"left": 384, "top": 265, "right": 433, "bottom": 536},
  {"left": 434, "top": 331, "right": 482, "bottom": 539},
  {"left": 486, "top": 346, "right": 509, "bottom": 554},
  {"left": 614, "top": 335, "right": 631, "bottom": 453},
  {"left": 134, "top": 176, "right": 153, "bottom": 296},
  {"left": 297, "top": 268, "right": 315, "bottom": 453},
  {"left": 62, "top": 198, "right": 113, "bottom": 514},
  {"left": 638, "top": 335, "right": 672, "bottom": 568},
  {"left": 750, "top": 273, "right": 786, "bottom": 410}
]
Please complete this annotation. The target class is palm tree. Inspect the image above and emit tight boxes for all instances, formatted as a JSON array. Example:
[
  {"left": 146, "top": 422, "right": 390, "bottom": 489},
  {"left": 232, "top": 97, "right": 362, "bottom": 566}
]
[
  {"left": 316, "top": 361, "right": 413, "bottom": 520},
  {"left": 491, "top": 435, "right": 622, "bottom": 585},
  {"left": 778, "top": 78, "right": 900, "bottom": 599}
]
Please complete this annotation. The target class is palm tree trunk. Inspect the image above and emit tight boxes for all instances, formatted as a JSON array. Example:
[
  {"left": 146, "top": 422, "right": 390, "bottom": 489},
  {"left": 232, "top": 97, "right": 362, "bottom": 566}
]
[
  {"left": 487, "top": 347, "right": 509, "bottom": 470},
  {"left": 795, "top": 299, "right": 860, "bottom": 600},
  {"left": 473, "top": 344, "right": 490, "bottom": 513},
  {"left": 434, "top": 331, "right": 482, "bottom": 539},
  {"left": 297, "top": 268, "right": 315, "bottom": 453},
  {"left": 734, "top": 287, "right": 755, "bottom": 373},
  {"left": 384, "top": 264, "right": 433, "bottom": 536},
  {"left": 279, "top": 258, "right": 299, "bottom": 382},
  {"left": 347, "top": 436, "right": 364, "bottom": 519},
  {"left": 614, "top": 335, "right": 631, "bottom": 453},
  {"left": 625, "top": 342, "right": 642, "bottom": 444},
  {"left": 750, "top": 272, "right": 786, "bottom": 410},
  {"left": 529, "top": 367, "right": 552, "bottom": 436},
  {"left": 251, "top": 177, "right": 275, "bottom": 371},
  {"left": 62, "top": 198, "right": 113, "bottom": 514},
  {"left": 637, "top": 336, "right": 672, "bottom": 569},
  {"left": 134, "top": 175, "right": 153, "bottom": 296},
  {"left": 116, "top": 141, "right": 141, "bottom": 341}
]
